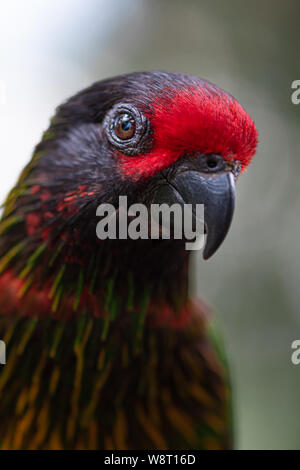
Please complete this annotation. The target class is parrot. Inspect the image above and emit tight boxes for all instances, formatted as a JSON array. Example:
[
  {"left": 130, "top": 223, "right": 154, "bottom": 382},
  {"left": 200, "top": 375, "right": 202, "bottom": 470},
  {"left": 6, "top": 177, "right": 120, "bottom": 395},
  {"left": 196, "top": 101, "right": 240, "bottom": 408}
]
[{"left": 0, "top": 71, "right": 258, "bottom": 450}]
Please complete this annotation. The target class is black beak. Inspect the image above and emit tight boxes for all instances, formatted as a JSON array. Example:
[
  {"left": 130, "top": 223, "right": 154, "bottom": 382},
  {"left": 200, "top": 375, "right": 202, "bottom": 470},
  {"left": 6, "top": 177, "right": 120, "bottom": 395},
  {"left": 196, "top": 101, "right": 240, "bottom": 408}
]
[{"left": 153, "top": 161, "right": 236, "bottom": 259}]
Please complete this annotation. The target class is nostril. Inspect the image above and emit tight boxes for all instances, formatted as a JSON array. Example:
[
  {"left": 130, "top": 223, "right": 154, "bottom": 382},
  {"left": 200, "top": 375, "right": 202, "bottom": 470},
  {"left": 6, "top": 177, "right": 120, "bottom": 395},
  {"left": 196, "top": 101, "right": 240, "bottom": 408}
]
[
  {"left": 206, "top": 156, "right": 219, "bottom": 169},
  {"left": 199, "top": 153, "right": 225, "bottom": 173}
]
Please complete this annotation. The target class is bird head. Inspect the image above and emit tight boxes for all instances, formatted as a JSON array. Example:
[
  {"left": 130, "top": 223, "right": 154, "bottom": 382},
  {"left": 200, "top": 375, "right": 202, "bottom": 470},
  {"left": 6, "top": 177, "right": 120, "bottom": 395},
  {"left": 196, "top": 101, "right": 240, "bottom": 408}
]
[{"left": 15, "top": 71, "right": 257, "bottom": 259}]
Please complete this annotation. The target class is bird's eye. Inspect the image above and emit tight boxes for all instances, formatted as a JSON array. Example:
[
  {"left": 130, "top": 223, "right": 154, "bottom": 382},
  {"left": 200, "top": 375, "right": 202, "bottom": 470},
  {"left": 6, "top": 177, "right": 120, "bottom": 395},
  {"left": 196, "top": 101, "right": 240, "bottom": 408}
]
[
  {"left": 113, "top": 113, "right": 136, "bottom": 140},
  {"left": 104, "top": 102, "right": 151, "bottom": 156}
]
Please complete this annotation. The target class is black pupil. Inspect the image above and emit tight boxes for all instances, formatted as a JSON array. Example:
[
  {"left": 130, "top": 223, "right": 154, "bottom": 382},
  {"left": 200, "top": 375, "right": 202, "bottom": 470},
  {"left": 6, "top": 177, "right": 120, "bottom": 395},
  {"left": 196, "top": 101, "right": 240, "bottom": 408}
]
[{"left": 121, "top": 116, "right": 132, "bottom": 131}]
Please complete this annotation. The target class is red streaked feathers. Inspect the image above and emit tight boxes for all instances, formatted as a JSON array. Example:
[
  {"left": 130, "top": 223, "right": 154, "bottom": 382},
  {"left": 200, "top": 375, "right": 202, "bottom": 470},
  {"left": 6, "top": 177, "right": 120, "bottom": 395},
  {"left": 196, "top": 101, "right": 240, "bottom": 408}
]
[
  {"left": 118, "top": 85, "right": 258, "bottom": 179},
  {"left": 0, "top": 270, "right": 192, "bottom": 328}
]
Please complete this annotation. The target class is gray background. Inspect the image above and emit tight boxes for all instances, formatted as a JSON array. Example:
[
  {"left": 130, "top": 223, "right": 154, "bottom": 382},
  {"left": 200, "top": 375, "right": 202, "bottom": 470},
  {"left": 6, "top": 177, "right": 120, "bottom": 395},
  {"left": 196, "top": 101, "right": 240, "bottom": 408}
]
[{"left": 0, "top": 0, "right": 299, "bottom": 449}]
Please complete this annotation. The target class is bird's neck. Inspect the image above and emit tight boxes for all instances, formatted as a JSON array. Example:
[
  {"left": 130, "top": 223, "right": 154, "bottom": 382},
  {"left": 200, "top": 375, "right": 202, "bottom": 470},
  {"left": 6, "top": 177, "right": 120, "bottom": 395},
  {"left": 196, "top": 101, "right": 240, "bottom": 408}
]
[{"left": 0, "top": 233, "right": 192, "bottom": 331}]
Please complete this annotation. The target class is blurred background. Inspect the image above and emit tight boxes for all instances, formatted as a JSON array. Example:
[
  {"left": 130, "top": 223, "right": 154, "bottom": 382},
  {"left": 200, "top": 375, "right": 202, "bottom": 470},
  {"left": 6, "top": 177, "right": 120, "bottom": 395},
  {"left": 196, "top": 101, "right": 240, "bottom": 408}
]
[{"left": 0, "top": 0, "right": 299, "bottom": 449}]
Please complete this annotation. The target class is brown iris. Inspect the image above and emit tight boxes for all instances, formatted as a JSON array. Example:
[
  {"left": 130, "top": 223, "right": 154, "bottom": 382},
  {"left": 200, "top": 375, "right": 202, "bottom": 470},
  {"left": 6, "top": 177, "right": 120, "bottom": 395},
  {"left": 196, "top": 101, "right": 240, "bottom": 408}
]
[{"left": 113, "top": 113, "right": 136, "bottom": 140}]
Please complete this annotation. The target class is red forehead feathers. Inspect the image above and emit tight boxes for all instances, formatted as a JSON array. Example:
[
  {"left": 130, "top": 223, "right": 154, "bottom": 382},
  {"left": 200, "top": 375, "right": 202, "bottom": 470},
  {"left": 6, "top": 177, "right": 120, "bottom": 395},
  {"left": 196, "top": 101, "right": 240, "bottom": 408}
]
[{"left": 118, "top": 84, "right": 258, "bottom": 180}]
